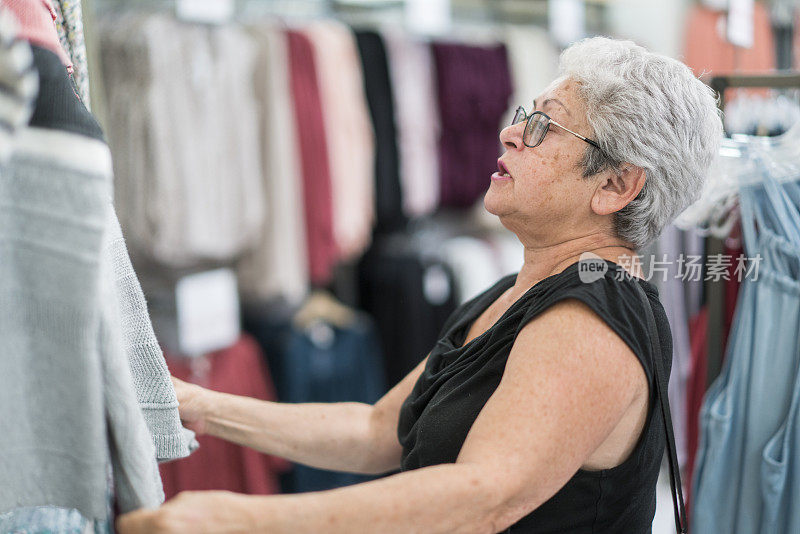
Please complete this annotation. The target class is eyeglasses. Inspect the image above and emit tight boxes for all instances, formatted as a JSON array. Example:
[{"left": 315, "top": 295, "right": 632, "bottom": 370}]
[{"left": 511, "top": 106, "right": 603, "bottom": 152}]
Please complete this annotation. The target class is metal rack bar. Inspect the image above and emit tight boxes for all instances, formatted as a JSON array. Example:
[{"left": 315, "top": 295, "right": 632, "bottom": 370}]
[{"left": 709, "top": 72, "right": 800, "bottom": 113}]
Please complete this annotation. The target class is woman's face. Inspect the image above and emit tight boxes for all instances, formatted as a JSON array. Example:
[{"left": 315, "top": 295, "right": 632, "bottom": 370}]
[{"left": 485, "top": 78, "right": 603, "bottom": 244}]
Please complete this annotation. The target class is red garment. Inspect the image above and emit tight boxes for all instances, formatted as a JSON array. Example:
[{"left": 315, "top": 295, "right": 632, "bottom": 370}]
[
  {"left": 684, "top": 306, "right": 709, "bottom": 518},
  {"left": 286, "top": 30, "right": 338, "bottom": 286},
  {"left": 683, "top": 3, "right": 776, "bottom": 76},
  {"left": 159, "top": 335, "right": 289, "bottom": 497},
  {"left": 1, "top": 0, "right": 71, "bottom": 67},
  {"left": 723, "top": 233, "right": 744, "bottom": 354}
]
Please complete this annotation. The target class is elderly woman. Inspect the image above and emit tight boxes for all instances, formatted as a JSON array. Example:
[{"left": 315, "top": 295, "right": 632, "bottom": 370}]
[{"left": 118, "top": 37, "right": 721, "bottom": 533}]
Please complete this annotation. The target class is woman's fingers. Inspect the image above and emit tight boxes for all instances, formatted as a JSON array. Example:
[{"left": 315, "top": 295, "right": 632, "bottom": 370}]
[{"left": 171, "top": 375, "right": 209, "bottom": 435}]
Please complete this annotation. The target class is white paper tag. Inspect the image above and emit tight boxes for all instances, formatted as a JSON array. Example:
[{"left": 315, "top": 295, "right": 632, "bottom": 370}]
[
  {"left": 549, "top": 0, "right": 586, "bottom": 47},
  {"left": 175, "top": 268, "right": 240, "bottom": 356},
  {"left": 423, "top": 264, "right": 451, "bottom": 305},
  {"left": 406, "top": 0, "right": 451, "bottom": 36},
  {"left": 175, "top": 0, "right": 234, "bottom": 24},
  {"left": 727, "top": 0, "right": 754, "bottom": 48}
]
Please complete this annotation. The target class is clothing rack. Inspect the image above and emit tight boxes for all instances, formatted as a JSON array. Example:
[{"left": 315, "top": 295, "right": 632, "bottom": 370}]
[
  {"left": 709, "top": 72, "right": 800, "bottom": 113},
  {"left": 703, "top": 72, "right": 800, "bottom": 388}
]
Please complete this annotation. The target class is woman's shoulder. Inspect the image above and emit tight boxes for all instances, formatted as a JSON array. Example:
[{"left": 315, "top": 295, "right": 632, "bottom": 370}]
[{"left": 516, "top": 259, "right": 668, "bottom": 383}]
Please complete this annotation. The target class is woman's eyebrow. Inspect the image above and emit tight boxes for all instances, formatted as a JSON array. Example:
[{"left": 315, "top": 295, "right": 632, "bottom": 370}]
[{"left": 541, "top": 98, "right": 572, "bottom": 118}]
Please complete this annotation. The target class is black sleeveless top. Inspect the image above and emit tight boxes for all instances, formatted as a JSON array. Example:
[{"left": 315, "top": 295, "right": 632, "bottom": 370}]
[{"left": 397, "top": 259, "right": 672, "bottom": 533}]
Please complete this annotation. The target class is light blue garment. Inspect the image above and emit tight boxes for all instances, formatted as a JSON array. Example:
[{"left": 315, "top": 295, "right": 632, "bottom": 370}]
[
  {"left": 755, "top": 179, "right": 800, "bottom": 533},
  {"left": 691, "top": 170, "right": 800, "bottom": 534},
  {"left": 0, "top": 506, "right": 113, "bottom": 534}
]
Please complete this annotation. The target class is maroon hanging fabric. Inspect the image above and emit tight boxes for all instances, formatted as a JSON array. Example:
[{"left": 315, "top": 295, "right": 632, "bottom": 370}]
[
  {"left": 684, "top": 306, "right": 708, "bottom": 517},
  {"left": 432, "top": 42, "right": 512, "bottom": 208},
  {"left": 286, "top": 30, "right": 338, "bottom": 286},
  {"left": 159, "top": 335, "right": 289, "bottom": 497}
]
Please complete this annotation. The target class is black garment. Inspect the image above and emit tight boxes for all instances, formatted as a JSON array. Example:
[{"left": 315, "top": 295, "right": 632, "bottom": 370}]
[
  {"left": 397, "top": 259, "right": 671, "bottom": 533},
  {"left": 358, "top": 234, "right": 458, "bottom": 389},
  {"left": 29, "top": 46, "right": 103, "bottom": 141},
  {"left": 354, "top": 30, "right": 406, "bottom": 234}
]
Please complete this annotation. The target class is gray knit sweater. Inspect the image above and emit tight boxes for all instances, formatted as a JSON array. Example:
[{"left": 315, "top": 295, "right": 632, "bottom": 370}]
[
  {"left": 0, "top": 127, "right": 163, "bottom": 519},
  {"left": 0, "top": 8, "right": 194, "bottom": 525}
]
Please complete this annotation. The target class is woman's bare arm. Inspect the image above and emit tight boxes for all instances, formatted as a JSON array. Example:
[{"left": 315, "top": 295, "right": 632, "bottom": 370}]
[{"left": 174, "top": 355, "right": 429, "bottom": 475}]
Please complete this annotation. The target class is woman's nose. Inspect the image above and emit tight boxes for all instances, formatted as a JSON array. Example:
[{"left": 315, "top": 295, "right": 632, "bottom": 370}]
[{"left": 499, "top": 121, "right": 523, "bottom": 150}]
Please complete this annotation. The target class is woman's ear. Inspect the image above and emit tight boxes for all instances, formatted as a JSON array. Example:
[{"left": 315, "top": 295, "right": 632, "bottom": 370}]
[{"left": 591, "top": 164, "right": 646, "bottom": 216}]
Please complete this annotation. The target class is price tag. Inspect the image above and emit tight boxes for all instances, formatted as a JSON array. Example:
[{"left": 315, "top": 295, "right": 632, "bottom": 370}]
[
  {"left": 175, "top": 0, "right": 234, "bottom": 24},
  {"left": 175, "top": 268, "right": 240, "bottom": 357},
  {"left": 727, "top": 0, "right": 754, "bottom": 48},
  {"left": 406, "top": 0, "right": 451, "bottom": 36},
  {"left": 549, "top": 0, "right": 586, "bottom": 47}
]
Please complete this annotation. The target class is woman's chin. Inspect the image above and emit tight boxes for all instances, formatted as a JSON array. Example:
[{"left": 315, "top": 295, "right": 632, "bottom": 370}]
[{"left": 483, "top": 191, "right": 509, "bottom": 216}]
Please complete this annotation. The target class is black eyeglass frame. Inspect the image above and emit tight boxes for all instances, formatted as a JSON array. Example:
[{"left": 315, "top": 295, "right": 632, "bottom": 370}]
[{"left": 512, "top": 106, "right": 604, "bottom": 152}]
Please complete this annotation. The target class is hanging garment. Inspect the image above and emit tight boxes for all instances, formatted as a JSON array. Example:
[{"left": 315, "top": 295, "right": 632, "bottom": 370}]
[
  {"left": 236, "top": 25, "right": 308, "bottom": 304},
  {"left": 684, "top": 3, "right": 776, "bottom": 76},
  {"left": 0, "top": 9, "right": 38, "bottom": 164},
  {"left": 382, "top": 30, "right": 440, "bottom": 218},
  {"left": 241, "top": 299, "right": 387, "bottom": 493},
  {"left": 0, "top": 18, "right": 112, "bottom": 531},
  {"left": 0, "top": 45, "right": 163, "bottom": 525},
  {"left": 160, "top": 335, "right": 289, "bottom": 497},
  {"left": 432, "top": 41, "right": 512, "bottom": 208},
  {"left": 502, "top": 24, "right": 558, "bottom": 126},
  {"left": 1, "top": 0, "right": 71, "bottom": 67},
  {"left": 107, "top": 210, "right": 197, "bottom": 462},
  {"left": 27, "top": 12, "right": 194, "bottom": 462},
  {"left": 723, "top": 233, "right": 744, "bottom": 353},
  {"left": 284, "top": 316, "right": 386, "bottom": 492},
  {"left": 481, "top": 230, "right": 525, "bottom": 278},
  {"left": 397, "top": 260, "right": 673, "bottom": 532},
  {"left": 50, "top": 0, "right": 89, "bottom": 106},
  {"left": 684, "top": 305, "right": 708, "bottom": 516},
  {"left": 692, "top": 176, "right": 800, "bottom": 533},
  {"left": 355, "top": 30, "right": 406, "bottom": 234},
  {"left": 287, "top": 29, "right": 338, "bottom": 286},
  {"left": 358, "top": 234, "right": 458, "bottom": 388},
  {"left": 651, "top": 224, "right": 694, "bottom": 469},
  {"left": 0, "top": 503, "right": 113, "bottom": 534},
  {"left": 100, "top": 14, "right": 265, "bottom": 268},
  {"left": 439, "top": 235, "right": 503, "bottom": 304},
  {"left": 305, "top": 21, "right": 375, "bottom": 261}
]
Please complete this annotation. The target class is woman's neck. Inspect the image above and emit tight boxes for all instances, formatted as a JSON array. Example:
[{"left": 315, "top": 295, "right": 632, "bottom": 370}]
[{"left": 513, "top": 234, "right": 643, "bottom": 293}]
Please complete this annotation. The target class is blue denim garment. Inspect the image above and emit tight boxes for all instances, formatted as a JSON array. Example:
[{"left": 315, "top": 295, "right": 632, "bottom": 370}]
[
  {"left": 242, "top": 306, "right": 387, "bottom": 494},
  {"left": 282, "top": 317, "right": 387, "bottom": 493},
  {"left": 692, "top": 174, "right": 800, "bottom": 534}
]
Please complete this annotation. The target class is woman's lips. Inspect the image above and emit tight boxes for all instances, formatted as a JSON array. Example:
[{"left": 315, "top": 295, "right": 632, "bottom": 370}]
[
  {"left": 491, "top": 172, "right": 512, "bottom": 181},
  {"left": 493, "top": 159, "right": 512, "bottom": 181}
]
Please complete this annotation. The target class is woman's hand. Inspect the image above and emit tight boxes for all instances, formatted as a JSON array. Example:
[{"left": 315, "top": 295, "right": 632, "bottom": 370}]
[
  {"left": 172, "top": 376, "right": 211, "bottom": 436},
  {"left": 116, "top": 491, "right": 257, "bottom": 534}
]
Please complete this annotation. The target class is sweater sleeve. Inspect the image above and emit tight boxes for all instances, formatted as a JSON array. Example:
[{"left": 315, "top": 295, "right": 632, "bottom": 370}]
[
  {"left": 105, "top": 205, "right": 198, "bottom": 461},
  {"left": 98, "top": 213, "right": 164, "bottom": 511}
]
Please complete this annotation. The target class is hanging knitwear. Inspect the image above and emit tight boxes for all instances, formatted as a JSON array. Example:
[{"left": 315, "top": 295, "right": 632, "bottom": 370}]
[{"left": 432, "top": 41, "right": 512, "bottom": 208}]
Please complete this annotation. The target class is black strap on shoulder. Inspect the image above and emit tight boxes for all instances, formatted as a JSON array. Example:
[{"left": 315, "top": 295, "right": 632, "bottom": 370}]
[{"left": 632, "top": 281, "right": 688, "bottom": 534}]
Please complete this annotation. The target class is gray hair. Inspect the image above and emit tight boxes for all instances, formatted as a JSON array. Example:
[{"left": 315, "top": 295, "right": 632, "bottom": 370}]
[{"left": 558, "top": 37, "right": 723, "bottom": 249}]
